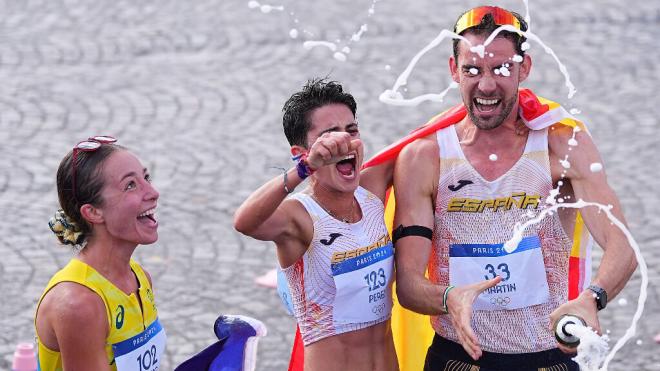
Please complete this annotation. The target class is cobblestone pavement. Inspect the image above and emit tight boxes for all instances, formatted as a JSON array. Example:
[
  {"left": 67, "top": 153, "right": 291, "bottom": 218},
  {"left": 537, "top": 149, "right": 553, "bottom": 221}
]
[{"left": 1, "top": 0, "right": 659, "bottom": 369}]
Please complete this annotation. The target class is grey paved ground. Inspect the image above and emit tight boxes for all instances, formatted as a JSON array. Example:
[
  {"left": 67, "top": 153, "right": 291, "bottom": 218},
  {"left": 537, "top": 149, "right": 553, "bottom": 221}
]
[{"left": 1, "top": 0, "right": 659, "bottom": 370}]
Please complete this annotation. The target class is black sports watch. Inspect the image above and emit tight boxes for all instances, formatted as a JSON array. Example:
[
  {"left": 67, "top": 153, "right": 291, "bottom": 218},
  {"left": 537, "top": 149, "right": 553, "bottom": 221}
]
[{"left": 587, "top": 285, "right": 608, "bottom": 311}]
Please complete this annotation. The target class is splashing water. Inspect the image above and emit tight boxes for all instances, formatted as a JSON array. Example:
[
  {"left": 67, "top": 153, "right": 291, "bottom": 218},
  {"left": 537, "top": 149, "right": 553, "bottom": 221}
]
[
  {"left": 303, "top": 40, "right": 336, "bottom": 52},
  {"left": 380, "top": 5, "right": 578, "bottom": 106},
  {"left": 590, "top": 163, "right": 603, "bottom": 172},
  {"left": 503, "top": 199, "right": 648, "bottom": 371},
  {"left": 565, "top": 323, "right": 610, "bottom": 371},
  {"left": 248, "top": 0, "right": 382, "bottom": 61},
  {"left": 379, "top": 29, "right": 464, "bottom": 105},
  {"left": 247, "top": 1, "right": 284, "bottom": 13}
]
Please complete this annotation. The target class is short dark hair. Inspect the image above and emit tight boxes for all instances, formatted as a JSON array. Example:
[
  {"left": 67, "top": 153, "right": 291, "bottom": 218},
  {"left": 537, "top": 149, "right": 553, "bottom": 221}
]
[
  {"left": 54, "top": 143, "right": 124, "bottom": 245},
  {"left": 282, "top": 78, "right": 357, "bottom": 147},
  {"left": 452, "top": 9, "right": 528, "bottom": 62}
]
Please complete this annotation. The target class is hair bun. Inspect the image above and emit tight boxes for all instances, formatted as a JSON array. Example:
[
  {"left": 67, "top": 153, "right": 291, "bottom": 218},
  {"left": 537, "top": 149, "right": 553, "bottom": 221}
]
[{"left": 48, "top": 209, "right": 84, "bottom": 246}]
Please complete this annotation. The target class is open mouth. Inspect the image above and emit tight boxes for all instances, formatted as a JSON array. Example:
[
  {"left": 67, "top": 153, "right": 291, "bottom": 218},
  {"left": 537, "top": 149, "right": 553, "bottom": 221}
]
[
  {"left": 137, "top": 207, "right": 157, "bottom": 225},
  {"left": 335, "top": 153, "right": 357, "bottom": 179},
  {"left": 474, "top": 97, "right": 501, "bottom": 113}
]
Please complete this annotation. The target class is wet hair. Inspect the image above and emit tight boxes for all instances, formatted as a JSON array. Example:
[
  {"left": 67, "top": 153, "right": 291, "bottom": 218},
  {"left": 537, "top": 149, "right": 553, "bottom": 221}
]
[
  {"left": 282, "top": 78, "right": 357, "bottom": 147},
  {"left": 452, "top": 9, "right": 529, "bottom": 62},
  {"left": 49, "top": 143, "right": 125, "bottom": 247}
]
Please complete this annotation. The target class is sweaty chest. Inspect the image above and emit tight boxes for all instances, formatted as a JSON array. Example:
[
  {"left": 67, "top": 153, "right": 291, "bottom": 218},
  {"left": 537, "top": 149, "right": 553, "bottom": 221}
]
[{"left": 461, "top": 146, "right": 526, "bottom": 182}]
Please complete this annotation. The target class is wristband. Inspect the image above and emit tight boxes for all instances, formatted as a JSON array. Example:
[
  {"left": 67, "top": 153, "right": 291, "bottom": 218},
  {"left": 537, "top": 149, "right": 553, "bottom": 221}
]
[
  {"left": 442, "top": 285, "right": 455, "bottom": 313},
  {"left": 282, "top": 170, "right": 292, "bottom": 194},
  {"left": 296, "top": 154, "right": 316, "bottom": 180},
  {"left": 271, "top": 167, "right": 293, "bottom": 194}
]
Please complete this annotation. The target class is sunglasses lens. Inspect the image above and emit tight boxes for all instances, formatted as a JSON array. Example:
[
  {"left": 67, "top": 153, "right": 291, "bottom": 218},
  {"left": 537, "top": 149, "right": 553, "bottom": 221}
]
[
  {"left": 91, "top": 135, "right": 117, "bottom": 143},
  {"left": 77, "top": 141, "right": 101, "bottom": 150}
]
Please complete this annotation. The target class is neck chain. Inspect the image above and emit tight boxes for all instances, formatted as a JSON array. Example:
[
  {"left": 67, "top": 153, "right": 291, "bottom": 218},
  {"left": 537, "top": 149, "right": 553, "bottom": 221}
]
[{"left": 310, "top": 193, "right": 358, "bottom": 224}]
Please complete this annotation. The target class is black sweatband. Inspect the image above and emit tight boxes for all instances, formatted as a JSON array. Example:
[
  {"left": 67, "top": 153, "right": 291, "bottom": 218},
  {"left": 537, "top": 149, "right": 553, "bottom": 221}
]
[{"left": 392, "top": 224, "right": 433, "bottom": 244}]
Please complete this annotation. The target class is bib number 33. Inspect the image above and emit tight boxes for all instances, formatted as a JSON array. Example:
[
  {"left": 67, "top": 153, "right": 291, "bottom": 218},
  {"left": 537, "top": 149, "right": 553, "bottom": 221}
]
[{"left": 484, "top": 263, "right": 511, "bottom": 281}]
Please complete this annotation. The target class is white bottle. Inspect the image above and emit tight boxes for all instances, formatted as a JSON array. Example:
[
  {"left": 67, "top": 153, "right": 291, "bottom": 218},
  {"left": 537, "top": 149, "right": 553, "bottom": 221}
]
[{"left": 12, "top": 342, "right": 37, "bottom": 371}]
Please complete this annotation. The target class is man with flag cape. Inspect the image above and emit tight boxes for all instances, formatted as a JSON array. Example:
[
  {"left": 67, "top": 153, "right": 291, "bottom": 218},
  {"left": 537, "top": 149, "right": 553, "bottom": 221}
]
[{"left": 288, "top": 5, "right": 637, "bottom": 371}]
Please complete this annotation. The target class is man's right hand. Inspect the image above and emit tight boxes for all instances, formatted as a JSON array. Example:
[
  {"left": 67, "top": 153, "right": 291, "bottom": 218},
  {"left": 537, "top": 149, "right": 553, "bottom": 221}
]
[
  {"left": 306, "top": 132, "right": 361, "bottom": 170},
  {"left": 446, "top": 276, "right": 502, "bottom": 360}
]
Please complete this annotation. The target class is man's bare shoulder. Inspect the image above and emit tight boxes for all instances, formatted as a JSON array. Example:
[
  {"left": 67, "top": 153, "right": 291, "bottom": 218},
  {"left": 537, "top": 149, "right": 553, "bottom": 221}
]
[
  {"left": 547, "top": 123, "right": 593, "bottom": 151},
  {"left": 397, "top": 133, "right": 439, "bottom": 165},
  {"left": 547, "top": 123, "right": 602, "bottom": 181}
]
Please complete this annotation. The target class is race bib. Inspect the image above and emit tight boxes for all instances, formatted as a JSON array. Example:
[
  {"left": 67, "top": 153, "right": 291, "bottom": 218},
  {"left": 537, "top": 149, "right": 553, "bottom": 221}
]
[
  {"left": 332, "top": 243, "right": 394, "bottom": 324},
  {"left": 449, "top": 236, "right": 549, "bottom": 311},
  {"left": 112, "top": 319, "right": 167, "bottom": 371}
]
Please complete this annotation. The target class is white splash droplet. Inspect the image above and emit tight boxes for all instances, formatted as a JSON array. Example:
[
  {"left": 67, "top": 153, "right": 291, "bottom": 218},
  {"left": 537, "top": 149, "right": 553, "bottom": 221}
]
[
  {"left": 489, "top": 52, "right": 494, "bottom": 57},
  {"left": 248, "top": 0, "right": 259, "bottom": 8},
  {"left": 521, "top": 41, "right": 531, "bottom": 51},
  {"left": 590, "top": 163, "right": 603, "bottom": 172},
  {"left": 618, "top": 298, "right": 628, "bottom": 306},
  {"left": 333, "top": 52, "right": 347, "bottom": 62},
  {"left": 559, "top": 159, "right": 571, "bottom": 169},
  {"left": 570, "top": 108, "right": 581, "bottom": 115},
  {"left": 289, "top": 29, "right": 298, "bottom": 39},
  {"left": 342, "top": 46, "right": 350, "bottom": 54},
  {"left": 568, "top": 138, "right": 578, "bottom": 146},
  {"left": 384, "top": 65, "right": 391, "bottom": 70},
  {"left": 260, "top": 5, "right": 273, "bottom": 13},
  {"left": 499, "top": 66, "right": 511, "bottom": 77},
  {"left": 489, "top": 154, "right": 498, "bottom": 161},
  {"left": 636, "top": 339, "right": 643, "bottom": 345},
  {"left": 470, "top": 44, "right": 485, "bottom": 58},
  {"left": 512, "top": 54, "right": 523, "bottom": 62}
]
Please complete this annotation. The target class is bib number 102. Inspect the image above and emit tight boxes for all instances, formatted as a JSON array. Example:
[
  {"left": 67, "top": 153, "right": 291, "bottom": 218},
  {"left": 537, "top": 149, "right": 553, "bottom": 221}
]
[
  {"left": 136, "top": 345, "right": 158, "bottom": 371},
  {"left": 364, "top": 268, "right": 387, "bottom": 291}
]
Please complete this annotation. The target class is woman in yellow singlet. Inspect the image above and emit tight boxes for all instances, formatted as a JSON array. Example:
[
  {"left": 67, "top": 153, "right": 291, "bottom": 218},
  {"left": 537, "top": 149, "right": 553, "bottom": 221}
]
[{"left": 35, "top": 136, "right": 166, "bottom": 371}]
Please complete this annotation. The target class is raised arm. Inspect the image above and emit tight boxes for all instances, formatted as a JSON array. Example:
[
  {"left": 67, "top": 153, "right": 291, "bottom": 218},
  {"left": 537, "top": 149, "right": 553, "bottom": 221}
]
[
  {"left": 548, "top": 125, "right": 637, "bottom": 348},
  {"left": 232, "top": 165, "right": 306, "bottom": 242},
  {"left": 233, "top": 132, "right": 361, "bottom": 242}
]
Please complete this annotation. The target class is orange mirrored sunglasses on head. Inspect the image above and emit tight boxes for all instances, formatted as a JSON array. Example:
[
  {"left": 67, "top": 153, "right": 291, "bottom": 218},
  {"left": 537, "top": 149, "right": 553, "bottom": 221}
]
[{"left": 455, "top": 6, "right": 522, "bottom": 35}]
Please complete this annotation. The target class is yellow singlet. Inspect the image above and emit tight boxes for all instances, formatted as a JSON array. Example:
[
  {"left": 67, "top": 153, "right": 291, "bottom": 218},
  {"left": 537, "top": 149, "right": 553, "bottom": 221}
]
[{"left": 35, "top": 259, "right": 163, "bottom": 371}]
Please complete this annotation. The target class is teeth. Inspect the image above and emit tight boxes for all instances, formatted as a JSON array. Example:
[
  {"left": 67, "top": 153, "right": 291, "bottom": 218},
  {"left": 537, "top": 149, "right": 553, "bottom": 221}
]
[
  {"left": 476, "top": 98, "right": 499, "bottom": 105},
  {"left": 341, "top": 154, "right": 356, "bottom": 161},
  {"left": 138, "top": 208, "right": 156, "bottom": 217}
]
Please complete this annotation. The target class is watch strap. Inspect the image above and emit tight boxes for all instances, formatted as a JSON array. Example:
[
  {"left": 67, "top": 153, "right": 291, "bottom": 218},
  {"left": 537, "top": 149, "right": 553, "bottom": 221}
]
[{"left": 587, "top": 284, "right": 607, "bottom": 311}]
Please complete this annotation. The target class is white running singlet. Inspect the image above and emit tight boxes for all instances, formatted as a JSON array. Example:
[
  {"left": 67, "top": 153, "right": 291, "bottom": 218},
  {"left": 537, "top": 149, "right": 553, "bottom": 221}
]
[
  {"left": 283, "top": 186, "right": 394, "bottom": 346},
  {"left": 431, "top": 125, "right": 573, "bottom": 353}
]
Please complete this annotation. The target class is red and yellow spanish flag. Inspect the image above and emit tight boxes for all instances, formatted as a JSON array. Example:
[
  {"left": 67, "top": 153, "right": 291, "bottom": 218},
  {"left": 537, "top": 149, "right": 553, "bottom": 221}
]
[{"left": 288, "top": 89, "right": 592, "bottom": 371}]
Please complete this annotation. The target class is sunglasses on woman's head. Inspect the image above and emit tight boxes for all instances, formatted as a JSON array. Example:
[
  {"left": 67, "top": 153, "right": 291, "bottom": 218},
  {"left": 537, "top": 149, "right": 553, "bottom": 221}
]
[{"left": 72, "top": 136, "right": 117, "bottom": 202}]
